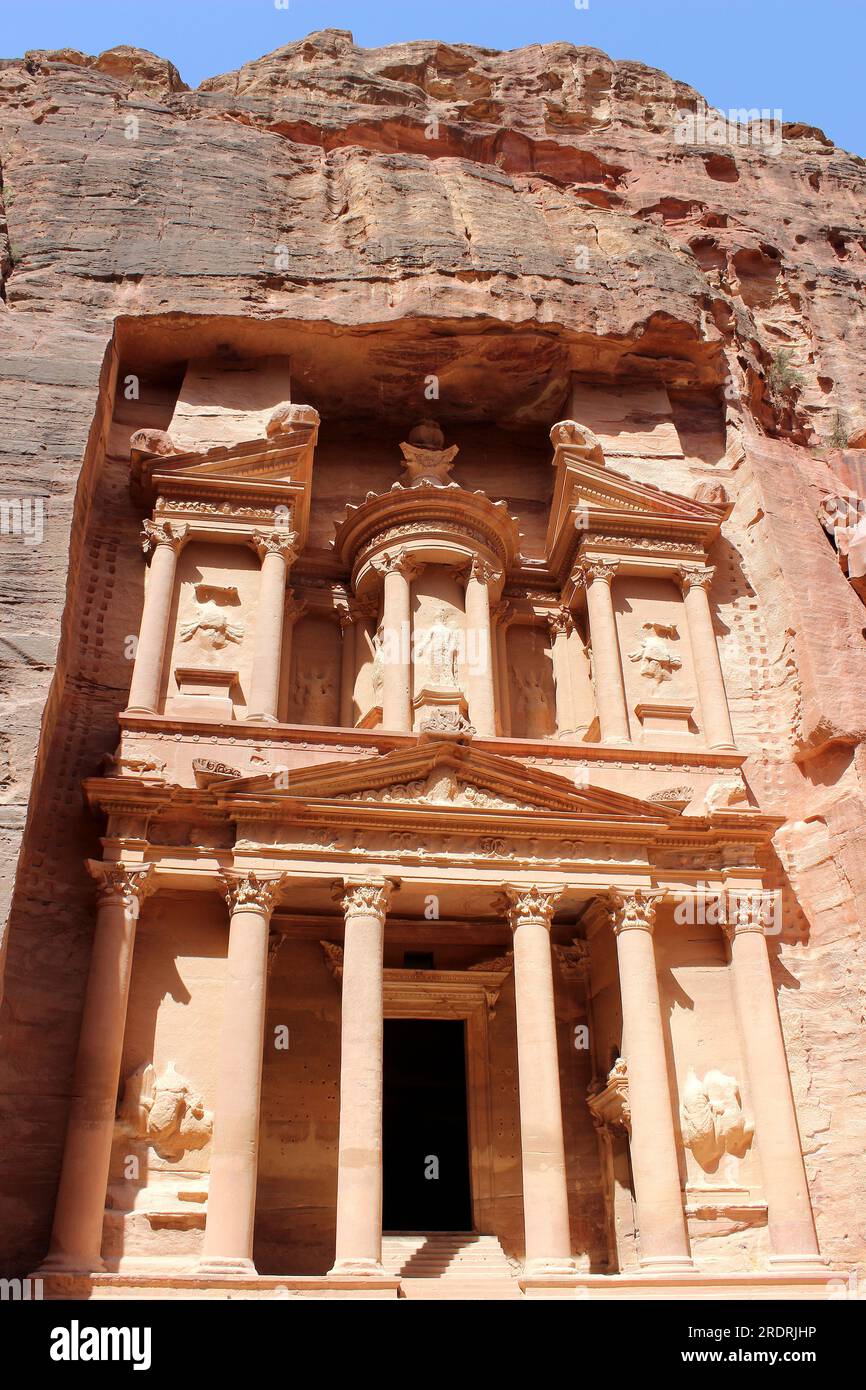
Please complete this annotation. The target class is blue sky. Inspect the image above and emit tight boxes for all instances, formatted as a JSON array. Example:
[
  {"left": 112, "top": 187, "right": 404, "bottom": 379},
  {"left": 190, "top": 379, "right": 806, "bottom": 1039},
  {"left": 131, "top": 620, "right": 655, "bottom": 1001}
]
[{"left": 3, "top": 0, "right": 864, "bottom": 156}]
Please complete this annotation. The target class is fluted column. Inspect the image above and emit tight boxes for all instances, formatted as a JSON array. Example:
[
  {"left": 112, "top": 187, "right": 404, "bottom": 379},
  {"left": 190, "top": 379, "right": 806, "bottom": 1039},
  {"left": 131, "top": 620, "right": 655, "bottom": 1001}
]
[
  {"left": 609, "top": 889, "right": 694, "bottom": 1272},
  {"left": 126, "top": 520, "right": 189, "bottom": 714},
  {"left": 506, "top": 885, "right": 576, "bottom": 1277},
  {"left": 676, "top": 565, "right": 735, "bottom": 750},
  {"left": 198, "top": 872, "right": 283, "bottom": 1275},
  {"left": 725, "top": 896, "right": 823, "bottom": 1268},
  {"left": 547, "top": 608, "right": 595, "bottom": 739},
  {"left": 372, "top": 550, "right": 418, "bottom": 732},
  {"left": 576, "top": 560, "right": 630, "bottom": 745},
  {"left": 247, "top": 530, "right": 298, "bottom": 722},
  {"left": 464, "top": 557, "right": 500, "bottom": 737},
  {"left": 331, "top": 878, "right": 392, "bottom": 1276},
  {"left": 39, "top": 862, "right": 154, "bottom": 1273}
]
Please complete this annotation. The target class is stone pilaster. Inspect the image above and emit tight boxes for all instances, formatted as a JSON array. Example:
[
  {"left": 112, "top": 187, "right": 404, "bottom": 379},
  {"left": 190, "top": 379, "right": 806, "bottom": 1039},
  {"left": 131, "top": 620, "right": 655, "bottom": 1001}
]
[{"left": 126, "top": 520, "right": 189, "bottom": 715}]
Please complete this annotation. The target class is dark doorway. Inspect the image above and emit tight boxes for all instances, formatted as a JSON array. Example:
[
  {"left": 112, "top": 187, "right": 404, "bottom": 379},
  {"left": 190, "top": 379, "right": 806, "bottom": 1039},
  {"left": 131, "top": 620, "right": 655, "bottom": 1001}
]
[{"left": 383, "top": 1018, "right": 472, "bottom": 1232}]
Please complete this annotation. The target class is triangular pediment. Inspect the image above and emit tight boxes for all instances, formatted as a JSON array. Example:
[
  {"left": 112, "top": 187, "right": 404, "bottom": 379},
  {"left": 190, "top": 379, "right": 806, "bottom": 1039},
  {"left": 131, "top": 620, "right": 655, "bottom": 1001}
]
[
  {"left": 136, "top": 433, "right": 315, "bottom": 491},
  {"left": 218, "top": 739, "right": 681, "bottom": 823}
]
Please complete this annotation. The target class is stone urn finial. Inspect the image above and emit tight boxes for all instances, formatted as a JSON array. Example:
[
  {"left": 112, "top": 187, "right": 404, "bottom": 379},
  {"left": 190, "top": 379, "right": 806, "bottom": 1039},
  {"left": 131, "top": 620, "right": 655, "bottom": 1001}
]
[
  {"left": 407, "top": 418, "right": 445, "bottom": 450},
  {"left": 399, "top": 420, "right": 459, "bottom": 486}
]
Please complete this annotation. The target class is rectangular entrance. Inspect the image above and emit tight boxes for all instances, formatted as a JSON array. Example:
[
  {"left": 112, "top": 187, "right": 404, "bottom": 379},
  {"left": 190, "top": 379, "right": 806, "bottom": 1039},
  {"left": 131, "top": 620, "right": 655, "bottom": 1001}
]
[{"left": 383, "top": 1018, "right": 473, "bottom": 1232}]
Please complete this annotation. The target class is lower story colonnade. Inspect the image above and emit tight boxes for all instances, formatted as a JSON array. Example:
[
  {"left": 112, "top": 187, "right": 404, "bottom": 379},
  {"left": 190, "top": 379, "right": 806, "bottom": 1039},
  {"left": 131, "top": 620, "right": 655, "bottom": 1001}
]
[{"left": 36, "top": 821, "right": 828, "bottom": 1297}]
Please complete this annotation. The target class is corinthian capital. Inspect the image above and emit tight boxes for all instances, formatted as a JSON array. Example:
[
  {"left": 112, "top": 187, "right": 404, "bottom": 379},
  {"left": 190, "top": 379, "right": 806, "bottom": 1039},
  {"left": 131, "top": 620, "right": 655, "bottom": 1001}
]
[
  {"left": 251, "top": 529, "right": 299, "bottom": 564},
  {"left": 371, "top": 548, "right": 422, "bottom": 581},
  {"left": 722, "top": 891, "right": 776, "bottom": 940},
  {"left": 87, "top": 860, "right": 155, "bottom": 909},
  {"left": 141, "top": 519, "right": 189, "bottom": 556},
  {"left": 504, "top": 884, "right": 562, "bottom": 930},
  {"left": 675, "top": 564, "right": 715, "bottom": 595},
  {"left": 546, "top": 607, "right": 575, "bottom": 637},
  {"left": 607, "top": 888, "right": 662, "bottom": 935},
  {"left": 468, "top": 556, "right": 502, "bottom": 587},
  {"left": 339, "top": 878, "right": 393, "bottom": 925},
  {"left": 220, "top": 870, "right": 284, "bottom": 917},
  {"left": 574, "top": 558, "right": 619, "bottom": 588}
]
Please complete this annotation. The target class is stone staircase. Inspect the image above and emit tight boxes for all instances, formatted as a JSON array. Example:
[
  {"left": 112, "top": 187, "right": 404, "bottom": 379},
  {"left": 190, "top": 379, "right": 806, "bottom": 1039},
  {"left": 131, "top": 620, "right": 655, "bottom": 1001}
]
[{"left": 382, "top": 1234, "right": 522, "bottom": 1300}]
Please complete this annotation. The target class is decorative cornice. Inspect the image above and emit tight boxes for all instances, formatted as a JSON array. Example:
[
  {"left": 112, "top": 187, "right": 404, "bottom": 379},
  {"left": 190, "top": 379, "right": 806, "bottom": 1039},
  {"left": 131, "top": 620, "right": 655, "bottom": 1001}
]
[
  {"left": 504, "top": 884, "right": 562, "bottom": 930},
  {"left": 141, "top": 519, "right": 189, "bottom": 556},
  {"left": 220, "top": 870, "right": 284, "bottom": 917},
  {"left": 86, "top": 860, "right": 155, "bottom": 909}
]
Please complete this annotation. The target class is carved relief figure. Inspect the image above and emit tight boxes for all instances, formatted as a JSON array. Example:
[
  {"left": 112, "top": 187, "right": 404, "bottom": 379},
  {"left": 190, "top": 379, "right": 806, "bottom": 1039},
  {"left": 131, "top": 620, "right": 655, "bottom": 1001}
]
[
  {"left": 293, "top": 667, "right": 335, "bottom": 725},
  {"left": 516, "top": 666, "right": 553, "bottom": 738},
  {"left": 421, "top": 603, "right": 461, "bottom": 689},
  {"left": 116, "top": 1061, "right": 213, "bottom": 1163},
  {"left": 371, "top": 622, "right": 386, "bottom": 705},
  {"left": 628, "top": 621, "right": 682, "bottom": 684},
  {"left": 680, "top": 1067, "right": 754, "bottom": 1175},
  {"left": 179, "top": 583, "right": 244, "bottom": 651}
]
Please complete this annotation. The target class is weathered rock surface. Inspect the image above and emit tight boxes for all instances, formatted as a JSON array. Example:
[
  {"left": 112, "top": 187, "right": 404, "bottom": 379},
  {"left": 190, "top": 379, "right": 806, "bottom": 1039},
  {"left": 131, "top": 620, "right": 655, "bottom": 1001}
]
[{"left": 0, "top": 29, "right": 865, "bottom": 1276}]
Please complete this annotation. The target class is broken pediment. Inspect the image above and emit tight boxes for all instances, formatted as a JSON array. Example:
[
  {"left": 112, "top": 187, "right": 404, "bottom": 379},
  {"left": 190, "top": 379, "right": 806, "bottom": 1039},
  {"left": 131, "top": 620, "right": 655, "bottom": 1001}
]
[{"left": 546, "top": 418, "right": 729, "bottom": 576}]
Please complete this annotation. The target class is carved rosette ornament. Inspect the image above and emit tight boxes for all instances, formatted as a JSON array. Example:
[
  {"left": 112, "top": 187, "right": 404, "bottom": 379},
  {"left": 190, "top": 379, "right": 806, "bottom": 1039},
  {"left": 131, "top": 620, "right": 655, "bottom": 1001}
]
[
  {"left": 675, "top": 564, "right": 715, "bottom": 595},
  {"left": 574, "top": 557, "right": 619, "bottom": 588},
  {"left": 86, "top": 860, "right": 155, "bottom": 910},
  {"left": 141, "top": 519, "right": 189, "bottom": 557},
  {"left": 607, "top": 888, "right": 663, "bottom": 935},
  {"left": 220, "top": 871, "right": 284, "bottom": 918},
  {"left": 250, "top": 529, "right": 299, "bottom": 564},
  {"left": 339, "top": 878, "right": 393, "bottom": 925},
  {"left": 504, "top": 884, "right": 562, "bottom": 931}
]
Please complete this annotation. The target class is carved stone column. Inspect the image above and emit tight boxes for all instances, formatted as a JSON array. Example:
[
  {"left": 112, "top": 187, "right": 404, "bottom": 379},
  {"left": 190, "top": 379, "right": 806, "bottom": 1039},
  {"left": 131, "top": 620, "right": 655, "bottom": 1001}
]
[
  {"left": 724, "top": 897, "right": 823, "bottom": 1268},
  {"left": 330, "top": 878, "right": 392, "bottom": 1276},
  {"left": 576, "top": 560, "right": 630, "bottom": 745},
  {"left": 464, "top": 557, "right": 500, "bottom": 737},
  {"left": 372, "top": 550, "right": 418, "bottom": 732},
  {"left": 247, "top": 530, "right": 298, "bottom": 722},
  {"left": 39, "top": 862, "right": 154, "bottom": 1273},
  {"left": 609, "top": 890, "right": 693, "bottom": 1271},
  {"left": 126, "top": 520, "right": 189, "bottom": 714},
  {"left": 547, "top": 608, "right": 595, "bottom": 740},
  {"left": 339, "top": 604, "right": 359, "bottom": 728},
  {"left": 198, "top": 872, "right": 283, "bottom": 1275},
  {"left": 491, "top": 601, "right": 514, "bottom": 736},
  {"left": 506, "top": 885, "right": 576, "bottom": 1277},
  {"left": 675, "top": 565, "right": 735, "bottom": 750}
]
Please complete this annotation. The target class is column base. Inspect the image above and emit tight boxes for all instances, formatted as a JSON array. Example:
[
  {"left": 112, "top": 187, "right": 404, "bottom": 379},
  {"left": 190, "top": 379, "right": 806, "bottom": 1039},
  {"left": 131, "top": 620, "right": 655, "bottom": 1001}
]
[
  {"left": 195, "top": 1256, "right": 258, "bottom": 1276},
  {"left": 523, "top": 1257, "right": 578, "bottom": 1278},
  {"left": 768, "top": 1253, "right": 829, "bottom": 1272},
  {"left": 32, "top": 1252, "right": 106, "bottom": 1277},
  {"left": 328, "top": 1258, "right": 386, "bottom": 1278},
  {"left": 122, "top": 705, "right": 159, "bottom": 717},
  {"left": 245, "top": 713, "right": 278, "bottom": 724},
  {"left": 638, "top": 1255, "right": 696, "bottom": 1274}
]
